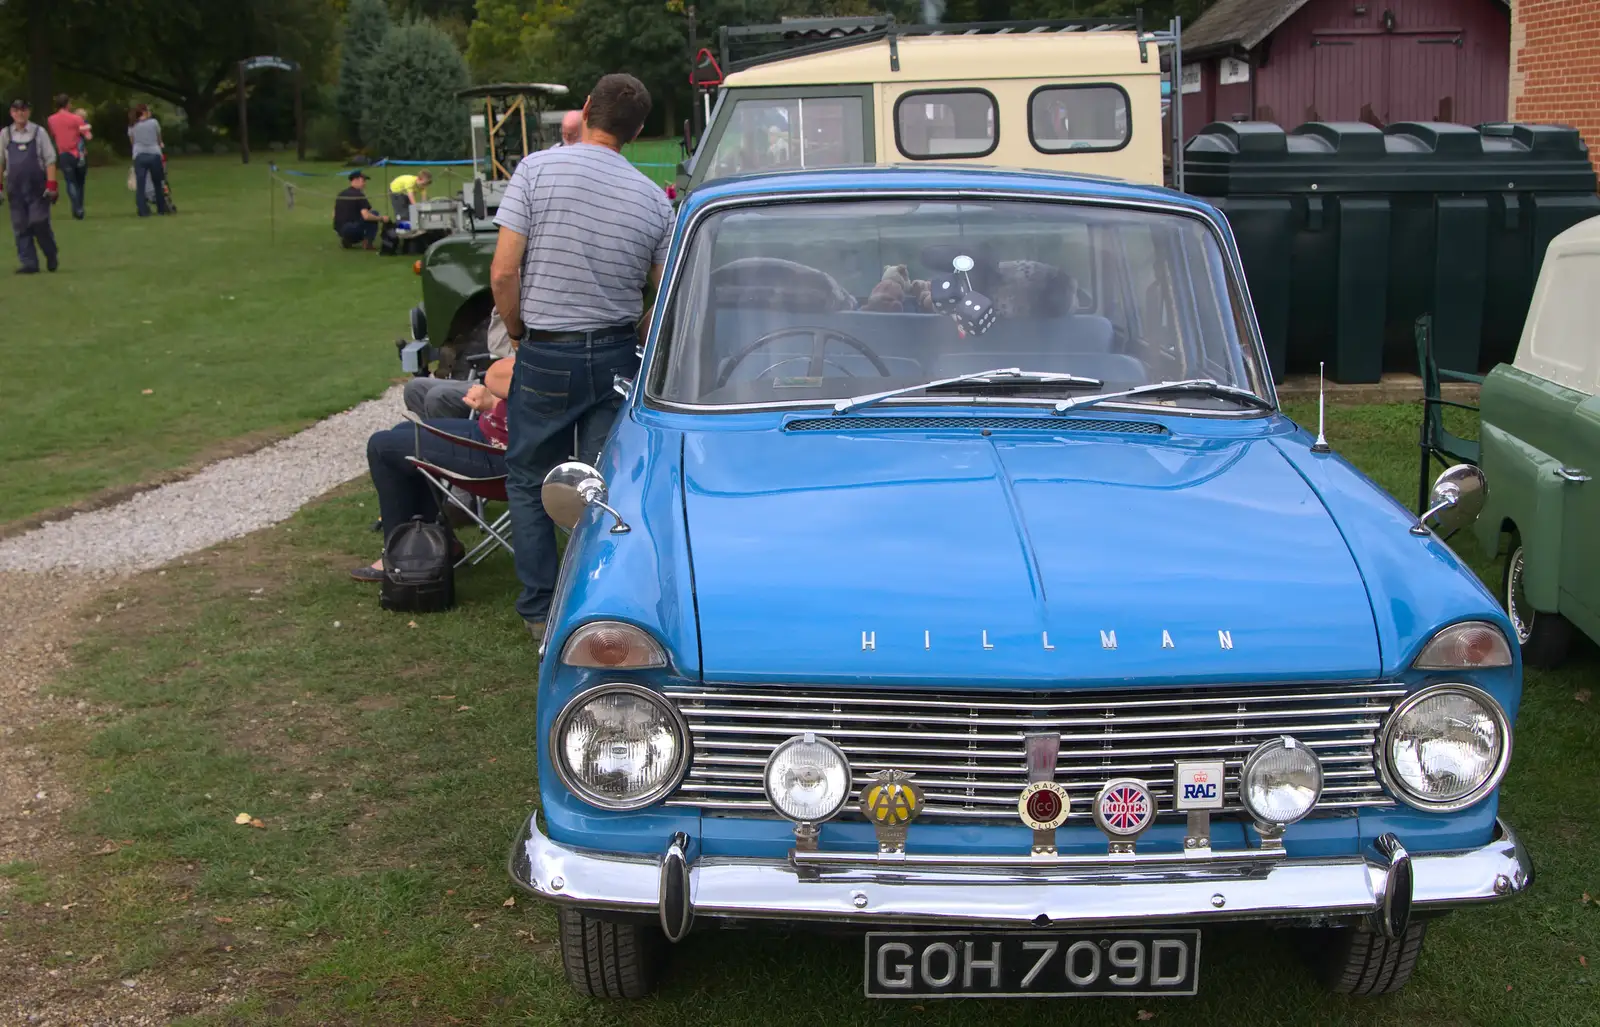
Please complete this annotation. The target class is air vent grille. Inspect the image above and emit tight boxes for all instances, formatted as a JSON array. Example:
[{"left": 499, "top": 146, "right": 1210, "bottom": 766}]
[{"left": 785, "top": 416, "right": 1167, "bottom": 435}]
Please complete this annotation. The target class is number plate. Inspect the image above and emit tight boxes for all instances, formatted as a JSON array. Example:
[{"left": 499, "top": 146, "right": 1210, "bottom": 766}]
[{"left": 863, "top": 930, "right": 1200, "bottom": 998}]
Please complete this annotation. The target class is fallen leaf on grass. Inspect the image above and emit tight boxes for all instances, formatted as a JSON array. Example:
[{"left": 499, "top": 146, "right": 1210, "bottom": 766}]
[
  {"left": 456, "top": 705, "right": 472, "bottom": 712},
  {"left": 445, "top": 889, "right": 456, "bottom": 896},
  {"left": 1506, "top": 985, "right": 1513, "bottom": 992},
  {"left": 214, "top": 916, "right": 233, "bottom": 924},
  {"left": 140, "top": 388, "right": 153, "bottom": 395},
  {"left": 1584, "top": 893, "right": 1592, "bottom": 905},
  {"left": 234, "top": 813, "right": 252, "bottom": 825},
  {"left": 1581, "top": 955, "right": 1589, "bottom": 968},
  {"left": 408, "top": 620, "right": 418, "bottom": 629},
  {"left": 502, "top": 897, "right": 515, "bottom": 907},
  {"left": 433, "top": 695, "right": 456, "bottom": 700},
  {"left": 1138, "top": 1013, "right": 1156, "bottom": 1022},
  {"left": 1576, "top": 689, "right": 1591, "bottom": 704}
]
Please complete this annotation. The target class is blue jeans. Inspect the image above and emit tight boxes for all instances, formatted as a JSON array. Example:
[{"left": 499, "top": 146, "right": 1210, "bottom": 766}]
[
  {"left": 505, "top": 329, "right": 639, "bottom": 622},
  {"left": 337, "top": 220, "right": 378, "bottom": 247},
  {"left": 57, "top": 152, "right": 86, "bottom": 217},
  {"left": 366, "top": 418, "right": 505, "bottom": 538},
  {"left": 133, "top": 153, "right": 168, "bottom": 216}
]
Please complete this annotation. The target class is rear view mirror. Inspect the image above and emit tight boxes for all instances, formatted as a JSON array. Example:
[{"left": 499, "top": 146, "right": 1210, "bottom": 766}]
[
  {"left": 1412, "top": 464, "right": 1486, "bottom": 539},
  {"left": 542, "top": 462, "right": 630, "bottom": 534}
]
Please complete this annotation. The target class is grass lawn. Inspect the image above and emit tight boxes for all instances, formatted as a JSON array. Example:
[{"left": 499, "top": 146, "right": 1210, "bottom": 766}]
[
  {"left": 3, "top": 403, "right": 1596, "bottom": 1026},
  {"left": 0, "top": 155, "right": 433, "bottom": 526},
  {"left": 0, "top": 146, "right": 681, "bottom": 529}
]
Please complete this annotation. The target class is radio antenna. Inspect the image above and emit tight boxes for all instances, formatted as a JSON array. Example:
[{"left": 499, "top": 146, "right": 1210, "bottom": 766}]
[{"left": 1311, "top": 361, "right": 1331, "bottom": 453}]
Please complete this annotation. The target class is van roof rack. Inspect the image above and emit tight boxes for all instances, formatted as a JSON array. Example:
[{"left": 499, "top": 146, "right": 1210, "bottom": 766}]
[{"left": 719, "top": 12, "right": 1147, "bottom": 75}]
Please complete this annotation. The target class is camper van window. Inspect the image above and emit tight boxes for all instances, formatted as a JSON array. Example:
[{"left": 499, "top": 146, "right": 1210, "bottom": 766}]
[
  {"left": 893, "top": 89, "right": 998, "bottom": 160},
  {"left": 1029, "top": 85, "right": 1132, "bottom": 153},
  {"left": 705, "top": 96, "right": 866, "bottom": 182}
]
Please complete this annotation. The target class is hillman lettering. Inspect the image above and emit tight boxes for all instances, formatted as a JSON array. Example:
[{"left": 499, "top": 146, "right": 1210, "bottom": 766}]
[{"left": 858, "top": 630, "right": 1238, "bottom": 651}]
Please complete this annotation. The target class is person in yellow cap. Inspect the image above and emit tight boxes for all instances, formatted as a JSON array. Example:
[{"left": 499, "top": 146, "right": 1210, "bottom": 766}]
[{"left": 388, "top": 169, "right": 432, "bottom": 221}]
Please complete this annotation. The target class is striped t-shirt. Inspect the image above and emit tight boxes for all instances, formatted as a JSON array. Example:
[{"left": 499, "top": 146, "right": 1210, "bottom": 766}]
[{"left": 494, "top": 143, "right": 673, "bottom": 332}]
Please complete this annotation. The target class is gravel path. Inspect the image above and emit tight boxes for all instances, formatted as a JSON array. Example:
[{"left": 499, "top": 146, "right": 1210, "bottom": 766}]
[{"left": 0, "top": 386, "right": 404, "bottom": 574}]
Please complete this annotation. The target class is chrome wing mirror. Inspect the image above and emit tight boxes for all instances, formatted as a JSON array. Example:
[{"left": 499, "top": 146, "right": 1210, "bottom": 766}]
[
  {"left": 541, "top": 461, "right": 630, "bottom": 534},
  {"left": 1411, "top": 464, "right": 1486, "bottom": 538}
]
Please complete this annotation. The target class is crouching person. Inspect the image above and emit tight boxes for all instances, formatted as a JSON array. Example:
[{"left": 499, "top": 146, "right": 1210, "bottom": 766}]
[
  {"left": 333, "top": 169, "right": 387, "bottom": 250},
  {"left": 351, "top": 357, "right": 512, "bottom": 581}
]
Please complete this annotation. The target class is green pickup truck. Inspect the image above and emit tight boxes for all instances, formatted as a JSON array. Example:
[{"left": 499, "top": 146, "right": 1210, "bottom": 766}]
[{"left": 1475, "top": 213, "right": 1600, "bottom": 667}]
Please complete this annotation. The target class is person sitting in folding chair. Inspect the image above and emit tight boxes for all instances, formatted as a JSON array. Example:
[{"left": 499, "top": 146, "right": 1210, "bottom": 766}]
[{"left": 350, "top": 357, "right": 513, "bottom": 581}]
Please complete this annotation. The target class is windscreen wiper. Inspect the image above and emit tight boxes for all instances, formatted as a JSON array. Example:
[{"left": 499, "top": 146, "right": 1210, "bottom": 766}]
[
  {"left": 834, "top": 368, "right": 1103, "bottom": 415},
  {"left": 1051, "top": 378, "right": 1274, "bottom": 416}
]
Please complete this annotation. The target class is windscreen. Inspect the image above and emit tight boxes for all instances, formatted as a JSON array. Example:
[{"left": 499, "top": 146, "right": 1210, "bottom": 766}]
[{"left": 648, "top": 198, "right": 1268, "bottom": 410}]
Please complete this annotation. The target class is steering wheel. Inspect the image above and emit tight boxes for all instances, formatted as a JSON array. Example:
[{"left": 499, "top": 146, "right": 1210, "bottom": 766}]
[{"left": 715, "top": 326, "right": 893, "bottom": 390}]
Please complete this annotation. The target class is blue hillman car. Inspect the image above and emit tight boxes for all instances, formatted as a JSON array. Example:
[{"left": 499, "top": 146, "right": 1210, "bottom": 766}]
[{"left": 510, "top": 166, "right": 1532, "bottom": 1001}]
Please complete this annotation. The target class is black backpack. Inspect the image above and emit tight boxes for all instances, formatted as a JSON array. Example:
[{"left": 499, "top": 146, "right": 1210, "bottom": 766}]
[{"left": 380, "top": 516, "right": 455, "bottom": 612}]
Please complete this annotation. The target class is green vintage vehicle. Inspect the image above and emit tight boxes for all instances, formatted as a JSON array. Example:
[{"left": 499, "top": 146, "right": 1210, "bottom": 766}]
[
  {"left": 1474, "top": 213, "right": 1600, "bottom": 668},
  {"left": 402, "top": 83, "right": 568, "bottom": 377}
]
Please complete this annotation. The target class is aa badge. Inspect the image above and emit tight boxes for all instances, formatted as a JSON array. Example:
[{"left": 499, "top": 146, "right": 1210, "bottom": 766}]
[{"left": 859, "top": 769, "right": 924, "bottom": 853}]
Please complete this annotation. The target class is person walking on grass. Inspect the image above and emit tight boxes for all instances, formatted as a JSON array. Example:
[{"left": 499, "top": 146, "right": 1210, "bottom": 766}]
[
  {"left": 128, "top": 104, "right": 169, "bottom": 217},
  {"left": 1, "top": 99, "right": 60, "bottom": 275},
  {"left": 46, "top": 94, "right": 90, "bottom": 219},
  {"left": 489, "top": 73, "right": 673, "bottom": 642}
]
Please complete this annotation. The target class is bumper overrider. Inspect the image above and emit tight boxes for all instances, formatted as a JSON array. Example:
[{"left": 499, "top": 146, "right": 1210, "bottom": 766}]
[{"left": 510, "top": 814, "right": 1532, "bottom": 940}]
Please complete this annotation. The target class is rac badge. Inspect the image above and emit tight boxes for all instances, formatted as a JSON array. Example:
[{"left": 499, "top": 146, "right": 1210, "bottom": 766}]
[
  {"left": 1017, "top": 781, "right": 1070, "bottom": 831},
  {"left": 860, "top": 769, "right": 924, "bottom": 854},
  {"left": 1094, "top": 778, "right": 1155, "bottom": 849}
]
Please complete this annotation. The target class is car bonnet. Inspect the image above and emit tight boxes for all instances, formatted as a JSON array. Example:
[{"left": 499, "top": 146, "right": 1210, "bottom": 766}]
[{"left": 680, "top": 421, "right": 1382, "bottom": 687}]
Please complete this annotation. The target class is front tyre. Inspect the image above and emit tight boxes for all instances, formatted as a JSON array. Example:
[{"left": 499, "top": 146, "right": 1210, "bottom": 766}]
[
  {"left": 557, "top": 907, "right": 665, "bottom": 998},
  {"left": 1503, "top": 535, "right": 1571, "bottom": 668},
  {"left": 1306, "top": 921, "right": 1427, "bottom": 996}
]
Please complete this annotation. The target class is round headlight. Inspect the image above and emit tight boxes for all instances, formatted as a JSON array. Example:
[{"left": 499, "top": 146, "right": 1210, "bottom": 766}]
[
  {"left": 1382, "top": 684, "right": 1510, "bottom": 811},
  {"left": 764, "top": 734, "right": 852, "bottom": 823},
  {"left": 552, "top": 684, "right": 688, "bottom": 811},
  {"left": 1241, "top": 736, "right": 1323, "bottom": 826}
]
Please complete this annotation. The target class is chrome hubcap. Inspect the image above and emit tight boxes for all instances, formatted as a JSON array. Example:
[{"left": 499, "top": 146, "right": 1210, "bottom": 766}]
[{"left": 1507, "top": 547, "right": 1533, "bottom": 644}]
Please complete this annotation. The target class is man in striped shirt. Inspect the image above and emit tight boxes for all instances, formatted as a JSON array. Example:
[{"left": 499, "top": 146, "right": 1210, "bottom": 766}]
[{"left": 490, "top": 73, "right": 673, "bottom": 641}]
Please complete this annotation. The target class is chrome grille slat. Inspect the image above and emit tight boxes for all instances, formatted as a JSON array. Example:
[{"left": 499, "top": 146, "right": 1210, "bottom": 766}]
[{"left": 667, "top": 683, "right": 1399, "bottom": 823}]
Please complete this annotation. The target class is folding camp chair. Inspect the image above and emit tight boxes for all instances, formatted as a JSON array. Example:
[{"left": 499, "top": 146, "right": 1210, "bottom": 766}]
[
  {"left": 1415, "top": 314, "right": 1484, "bottom": 514},
  {"left": 403, "top": 415, "right": 513, "bottom": 568}
]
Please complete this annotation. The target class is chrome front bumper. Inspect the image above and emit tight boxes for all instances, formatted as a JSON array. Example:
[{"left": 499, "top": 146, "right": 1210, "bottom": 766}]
[{"left": 509, "top": 816, "right": 1531, "bottom": 936}]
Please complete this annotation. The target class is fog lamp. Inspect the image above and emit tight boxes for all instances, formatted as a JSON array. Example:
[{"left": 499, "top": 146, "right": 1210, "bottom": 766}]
[
  {"left": 764, "top": 733, "right": 851, "bottom": 823},
  {"left": 1382, "top": 683, "right": 1510, "bottom": 811},
  {"left": 1240, "top": 736, "right": 1323, "bottom": 827},
  {"left": 551, "top": 684, "right": 687, "bottom": 810}
]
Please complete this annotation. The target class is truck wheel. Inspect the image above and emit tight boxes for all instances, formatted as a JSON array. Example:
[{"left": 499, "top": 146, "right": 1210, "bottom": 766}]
[
  {"left": 1306, "top": 921, "right": 1427, "bottom": 996},
  {"left": 1504, "top": 534, "right": 1571, "bottom": 668},
  {"left": 557, "top": 907, "right": 664, "bottom": 998}
]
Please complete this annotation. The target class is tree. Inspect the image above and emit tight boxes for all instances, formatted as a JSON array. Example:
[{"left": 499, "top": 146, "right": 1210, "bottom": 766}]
[
  {"left": 363, "top": 20, "right": 471, "bottom": 159},
  {"left": 25, "top": 0, "right": 335, "bottom": 139},
  {"left": 338, "top": 0, "right": 392, "bottom": 145},
  {"left": 466, "top": 0, "right": 574, "bottom": 84}
]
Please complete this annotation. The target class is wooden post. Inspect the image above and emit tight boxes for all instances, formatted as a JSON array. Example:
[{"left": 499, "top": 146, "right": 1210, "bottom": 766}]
[
  {"left": 238, "top": 61, "right": 250, "bottom": 164},
  {"left": 294, "top": 66, "right": 305, "bottom": 161}
]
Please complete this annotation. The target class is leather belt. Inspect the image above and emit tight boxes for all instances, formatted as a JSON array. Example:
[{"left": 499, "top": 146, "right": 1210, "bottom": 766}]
[{"left": 524, "top": 325, "right": 636, "bottom": 344}]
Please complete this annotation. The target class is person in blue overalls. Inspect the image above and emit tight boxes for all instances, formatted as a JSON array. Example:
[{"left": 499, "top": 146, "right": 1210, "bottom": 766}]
[{"left": 0, "top": 99, "right": 60, "bottom": 274}]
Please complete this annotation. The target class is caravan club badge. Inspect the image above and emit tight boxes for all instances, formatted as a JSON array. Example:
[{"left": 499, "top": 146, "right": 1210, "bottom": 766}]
[{"left": 1017, "top": 781, "right": 1071, "bottom": 831}]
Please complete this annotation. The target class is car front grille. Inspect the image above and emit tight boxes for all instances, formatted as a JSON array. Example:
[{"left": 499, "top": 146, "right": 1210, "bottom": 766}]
[{"left": 663, "top": 682, "right": 1403, "bottom": 822}]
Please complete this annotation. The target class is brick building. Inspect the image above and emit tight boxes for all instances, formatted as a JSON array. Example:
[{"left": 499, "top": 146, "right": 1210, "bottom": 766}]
[{"left": 1508, "top": 0, "right": 1600, "bottom": 176}]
